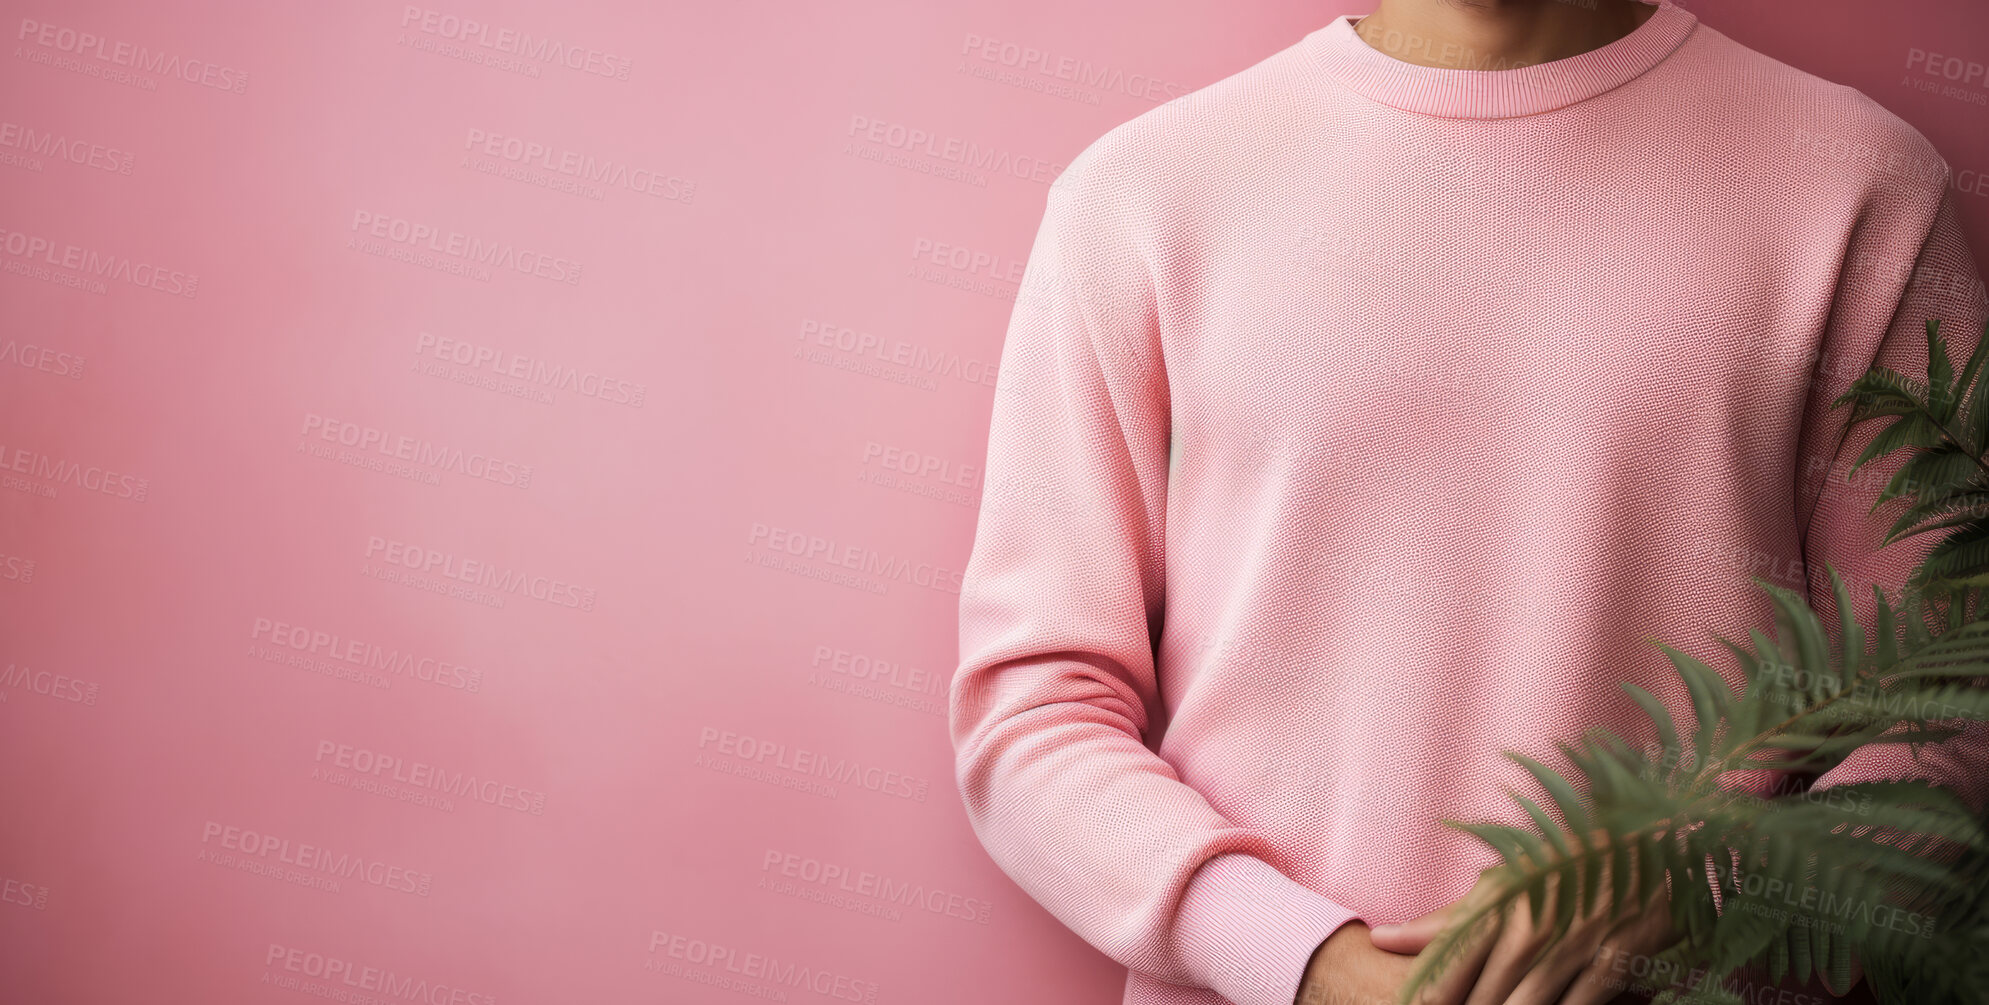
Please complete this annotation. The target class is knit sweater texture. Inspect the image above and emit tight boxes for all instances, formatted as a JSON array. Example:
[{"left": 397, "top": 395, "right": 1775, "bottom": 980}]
[{"left": 948, "top": 3, "right": 1989, "bottom": 1004}]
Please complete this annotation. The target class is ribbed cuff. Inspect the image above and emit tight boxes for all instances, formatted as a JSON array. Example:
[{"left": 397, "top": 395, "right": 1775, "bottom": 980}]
[{"left": 1173, "top": 852, "right": 1365, "bottom": 1005}]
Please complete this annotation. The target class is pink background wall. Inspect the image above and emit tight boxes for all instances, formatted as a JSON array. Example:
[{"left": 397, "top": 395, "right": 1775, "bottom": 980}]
[{"left": 3, "top": 1, "right": 1987, "bottom": 1002}]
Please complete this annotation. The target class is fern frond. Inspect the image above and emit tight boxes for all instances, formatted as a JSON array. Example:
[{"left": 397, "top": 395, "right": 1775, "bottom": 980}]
[{"left": 1395, "top": 317, "right": 1989, "bottom": 1005}]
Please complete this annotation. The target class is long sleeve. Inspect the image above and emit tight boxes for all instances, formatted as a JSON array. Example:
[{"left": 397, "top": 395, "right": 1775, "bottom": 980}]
[
  {"left": 1798, "top": 160, "right": 1989, "bottom": 813},
  {"left": 949, "top": 135, "right": 1362, "bottom": 1005}
]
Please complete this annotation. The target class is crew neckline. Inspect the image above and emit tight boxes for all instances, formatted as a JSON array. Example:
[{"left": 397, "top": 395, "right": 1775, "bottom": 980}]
[{"left": 1304, "top": 0, "right": 1698, "bottom": 119}]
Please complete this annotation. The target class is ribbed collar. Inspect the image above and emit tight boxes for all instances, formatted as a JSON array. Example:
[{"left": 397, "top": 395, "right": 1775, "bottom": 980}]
[{"left": 1304, "top": 0, "right": 1698, "bottom": 119}]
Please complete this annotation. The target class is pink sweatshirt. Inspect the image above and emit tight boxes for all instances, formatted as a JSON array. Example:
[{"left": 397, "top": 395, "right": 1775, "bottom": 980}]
[{"left": 949, "top": 3, "right": 1989, "bottom": 1005}]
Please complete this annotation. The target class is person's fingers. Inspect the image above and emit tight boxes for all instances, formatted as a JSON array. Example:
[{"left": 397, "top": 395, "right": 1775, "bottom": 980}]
[
  {"left": 1559, "top": 934, "right": 1663, "bottom": 1005},
  {"left": 1367, "top": 900, "right": 1452, "bottom": 954},
  {"left": 1559, "top": 891, "right": 1680, "bottom": 1005},
  {"left": 1366, "top": 876, "right": 1504, "bottom": 1005},
  {"left": 1556, "top": 946, "right": 1637, "bottom": 1005},
  {"left": 1405, "top": 899, "right": 1503, "bottom": 1005},
  {"left": 1500, "top": 865, "right": 1667, "bottom": 1005},
  {"left": 1460, "top": 881, "right": 1557, "bottom": 1005},
  {"left": 1500, "top": 922, "right": 1605, "bottom": 1005},
  {"left": 1385, "top": 839, "right": 1673, "bottom": 1005},
  {"left": 1557, "top": 965, "right": 1626, "bottom": 1005}
]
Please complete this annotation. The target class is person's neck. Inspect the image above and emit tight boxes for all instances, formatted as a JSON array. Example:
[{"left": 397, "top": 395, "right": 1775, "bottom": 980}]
[{"left": 1352, "top": 0, "right": 1659, "bottom": 71}]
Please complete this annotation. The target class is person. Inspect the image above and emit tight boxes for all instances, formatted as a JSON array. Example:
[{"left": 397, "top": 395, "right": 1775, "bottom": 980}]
[{"left": 948, "top": 1, "right": 1989, "bottom": 1003}]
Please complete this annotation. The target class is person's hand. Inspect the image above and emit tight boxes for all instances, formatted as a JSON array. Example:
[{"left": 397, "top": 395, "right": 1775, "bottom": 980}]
[
  {"left": 1296, "top": 920, "right": 1418, "bottom": 1005},
  {"left": 1365, "top": 835, "right": 1678, "bottom": 1005}
]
